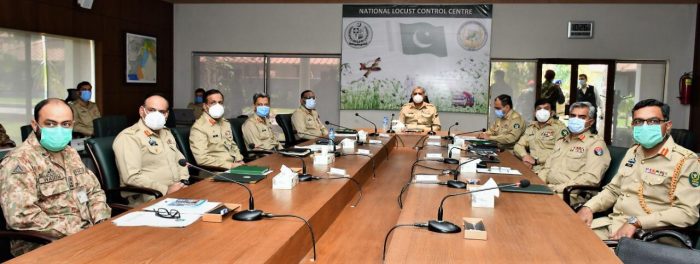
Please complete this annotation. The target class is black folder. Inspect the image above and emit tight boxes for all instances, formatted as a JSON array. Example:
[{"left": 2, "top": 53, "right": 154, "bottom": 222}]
[{"left": 499, "top": 184, "right": 554, "bottom": 195}]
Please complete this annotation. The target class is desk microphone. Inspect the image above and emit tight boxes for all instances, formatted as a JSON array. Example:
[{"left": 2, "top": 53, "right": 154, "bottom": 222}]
[
  {"left": 324, "top": 121, "right": 357, "bottom": 133},
  {"left": 442, "top": 122, "right": 459, "bottom": 141},
  {"left": 428, "top": 179, "right": 530, "bottom": 233},
  {"left": 427, "top": 123, "right": 436, "bottom": 136},
  {"left": 354, "top": 113, "right": 378, "bottom": 137},
  {"left": 444, "top": 146, "right": 468, "bottom": 165},
  {"left": 295, "top": 132, "right": 341, "bottom": 157},
  {"left": 246, "top": 144, "right": 316, "bottom": 182},
  {"left": 178, "top": 159, "right": 263, "bottom": 221},
  {"left": 387, "top": 113, "right": 396, "bottom": 133},
  {"left": 453, "top": 128, "right": 486, "bottom": 137}
]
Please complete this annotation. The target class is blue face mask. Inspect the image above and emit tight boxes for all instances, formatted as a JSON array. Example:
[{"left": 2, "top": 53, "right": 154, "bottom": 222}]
[
  {"left": 80, "top": 90, "right": 91, "bottom": 102},
  {"left": 194, "top": 96, "right": 203, "bottom": 104},
  {"left": 37, "top": 126, "right": 73, "bottom": 152},
  {"left": 256, "top": 106, "right": 270, "bottom": 117},
  {"left": 494, "top": 109, "right": 504, "bottom": 118},
  {"left": 633, "top": 124, "right": 664, "bottom": 149},
  {"left": 305, "top": 98, "right": 316, "bottom": 109},
  {"left": 568, "top": 117, "right": 586, "bottom": 134}
]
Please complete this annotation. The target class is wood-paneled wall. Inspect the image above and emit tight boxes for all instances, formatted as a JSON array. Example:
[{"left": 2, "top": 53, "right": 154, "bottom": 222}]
[{"left": 0, "top": 0, "right": 173, "bottom": 123}]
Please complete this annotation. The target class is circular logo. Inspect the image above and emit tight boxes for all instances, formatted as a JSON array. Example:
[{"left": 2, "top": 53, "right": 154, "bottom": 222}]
[
  {"left": 344, "top": 21, "right": 373, "bottom": 49},
  {"left": 457, "top": 21, "right": 488, "bottom": 51}
]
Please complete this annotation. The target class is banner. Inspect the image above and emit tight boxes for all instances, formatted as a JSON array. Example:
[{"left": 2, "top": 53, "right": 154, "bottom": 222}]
[{"left": 340, "top": 5, "right": 492, "bottom": 113}]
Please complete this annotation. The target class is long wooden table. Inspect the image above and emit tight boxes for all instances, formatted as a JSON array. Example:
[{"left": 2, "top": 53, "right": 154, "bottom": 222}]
[{"left": 10, "top": 132, "right": 620, "bottom": 263}]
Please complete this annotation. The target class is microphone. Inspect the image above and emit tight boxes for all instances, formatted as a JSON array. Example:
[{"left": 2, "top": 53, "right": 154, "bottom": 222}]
[
  {"left": 428, "top": 179, "right": 531, "bottom": 233},
  {"left": 442, "top": 122, "right": 459, "bottom": 141},
  {"left": 245, "top": 144, "right": 316, "bottom": 182},
  {"left": 443, "top": 146, "right": 467, "bottom": 165},
  {"left": 354, "top": 113, "right": 378, "bottom": 137},
  {"left": 324, "top": 121, "right": 357, "bottom": 133},
  {"left": 453, "top": 128, "right": 486, "bottom": 137},
  {"left": 427, "top": 123, "right": 436, "bottom": 136},
  {"left": 295, "top": 131, "right": 341, "bottom": 157},
  {"left": 386, "top": 113, "right": 396, "bottom": 134},
  {"left": 178, "top": 159, "right": 263, "bottom": 221}
]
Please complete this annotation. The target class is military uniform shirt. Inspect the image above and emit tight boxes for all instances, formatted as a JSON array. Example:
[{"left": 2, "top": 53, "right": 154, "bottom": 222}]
[
  {"left": 70, "top": 101, "right": 101, "bottom": 136},
  {"left": 399, "top": 102, "right": 441, "bottom": 131},
  {"left": 292, "top": 106, "right": 328, "bottom": 140},
  {"left": 188, "top": 103, "right": 204, "bottom": 120},
  {"left": 113, "top": 121, "right": 189, "bottom": 205},
  {"left": 514, "top": 119, "right": 567, "bottom": 172},
  {"left": 242, "top": 115, "right": 281, "bottom": 150},
  {"left": 190, "top": 113, "right": 244, "bottom": 169},
  {"left": 486, "top": 110, "right": 526, "bottom": 150},
  {"left": 584, "top": 137, "right": 700, "bottom": 239},
  {"left": 538, "top": 131, "right": 610, "bottom": 201},
  {"left": 0, "top": 134, "right": 110, "bottom": 256}
]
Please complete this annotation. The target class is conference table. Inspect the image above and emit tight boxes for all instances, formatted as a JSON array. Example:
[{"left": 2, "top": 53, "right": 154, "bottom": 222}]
[{"left": 9, "top": 131, "right": 620, "bottom": 263}]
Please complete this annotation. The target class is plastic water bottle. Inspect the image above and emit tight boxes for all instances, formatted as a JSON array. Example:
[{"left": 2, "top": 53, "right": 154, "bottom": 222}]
[
  {"left": 328, "top": 128, "right": 336, "bottom": 142},
  {"left": 382, "top": 116, "right": 389, "bottom": 132}
]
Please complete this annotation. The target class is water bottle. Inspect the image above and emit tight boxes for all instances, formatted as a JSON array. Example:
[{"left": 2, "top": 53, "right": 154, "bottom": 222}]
[
  {"left": 328, "top": 128, "right": 336, "bottom": 142},
  {"left": 382, "top": 116, "right": 389, "bottom": 132}
]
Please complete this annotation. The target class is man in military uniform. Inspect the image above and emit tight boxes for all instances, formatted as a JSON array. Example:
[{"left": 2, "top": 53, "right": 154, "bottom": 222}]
[
  {"left": 478, "top": 94, "right": 525, "bottom": 150},
  {"left": 538, "top": 102, "right": 610, "bottom": 202},
  {"left": 190, "top": 89, "right": 244, "bottom": 170},
  {"left": 0, "top": 123, "right": 16, "bottom": 148},
  {"left": 399, "top": 86, "right": 441, "bottom": 131},
  {"left": 0, "top": 99, "right": 111, "bottom": 256},
  {"left": 292, "top": 90, "right": 328, "bottom": 140},
  {"left": 187, "top": 88, "right": 206, "bottom": 120},
  {"left": 113, "top": 95, "right": 189, "bottom": 205},
  {"left": 243, "top": 93, "right": 281, "bottom": 150},
  {"left": 578, "top": 99, "right": 700, "bottom": 240},
  {"left": 70, "top": 81, "right": 101, "bottom": 137},
  {"left": 514, "top": 99, "right": 566, "bottom": 172}
]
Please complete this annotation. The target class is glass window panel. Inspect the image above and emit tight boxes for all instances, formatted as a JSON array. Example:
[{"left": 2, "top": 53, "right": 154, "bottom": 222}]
[
  {"left": 541, "top": 64, "right": 572, "bottom": 120},
  {"left": 489, "top": 60, "right": 537, "bottom": 123},
  {"left": 577, "top": 64, "right": 608, "bottom": 136}
]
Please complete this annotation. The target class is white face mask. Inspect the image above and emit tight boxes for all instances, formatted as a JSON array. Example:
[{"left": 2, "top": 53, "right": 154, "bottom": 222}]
[
  {"left": 578, "top": 79, "right": 587, "bottom": 87},
  {"left": 208, "top": 103, "right": 225, "bottom": 119},
  {"left": 535, "top": 109, "right": 551, "bottom": 123},
  {"left": 413, "top": 94, "right": 424, "bottom": 104},
  {"left": 143, "top": 109, "right": 166, "bottom": 131}
]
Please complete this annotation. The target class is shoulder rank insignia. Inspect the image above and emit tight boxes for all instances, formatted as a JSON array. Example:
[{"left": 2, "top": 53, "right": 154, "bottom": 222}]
[{"left": 514, "top": 123, "right": 520, "bottom": 129}]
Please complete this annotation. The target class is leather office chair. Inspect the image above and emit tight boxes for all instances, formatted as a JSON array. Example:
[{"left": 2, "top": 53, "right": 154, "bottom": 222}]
[
  {"left": 0, "top": 150, "right": 9, "bottom": 162},
  {"left": 85, "top": 136, "right": 162, "bottom": 215},
  {"left": 671, "top": 129, "right": 694, "bottom": 151},
  {"left": 276, "top": 114, "right": 305, "bottom": 148},
  {"left": 615, "top": 237, "right": 700, "bottom": 264},
  {"left": 92, "top": 116, "right": 128, "bottom": 138},
  {"left": 563, "top": 145, "right": 628, "bottom": 210},
  {"left": 20, "top": 125, "right": 32, "bottom": 141},
  {"left": 0, "top": 205, "right": 56, "bottom": 262}
]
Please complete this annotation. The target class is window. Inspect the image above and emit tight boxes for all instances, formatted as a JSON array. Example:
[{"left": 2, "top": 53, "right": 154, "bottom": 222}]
[
  {"left": 193, "top": 53, "right": 340, "bottom": 123},
  {"left": 489, "top": 60, "right": 537, "bottom": 123},
  {"left": 0, "top": 28, "right": 94, "bottom": 143}
]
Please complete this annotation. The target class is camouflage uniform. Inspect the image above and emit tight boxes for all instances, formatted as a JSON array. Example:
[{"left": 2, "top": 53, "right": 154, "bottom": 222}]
[
  {"left": 291, "top": 106, "right": 328, "bottom": 140},
  {"left": 189, "top": 113, "right": 244, "bottom": 169},
  {"left": 0, "top": 134, "right": 111, "bottom": 256},
  {"left": 70, "top": 101, "right": 101, "bottom": 136}
]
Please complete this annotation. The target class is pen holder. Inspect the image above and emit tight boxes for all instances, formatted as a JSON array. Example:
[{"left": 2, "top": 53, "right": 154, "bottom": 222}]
[
  {"left": 202, "top": 203, "right": 241, "bottom": 223},
  {"left": 463, "top": 217, "right": 487, "bottom": 240}
]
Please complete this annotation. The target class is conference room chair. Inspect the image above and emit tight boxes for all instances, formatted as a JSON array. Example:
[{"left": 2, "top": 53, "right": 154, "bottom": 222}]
[
  {"left": 0, "top": 150, "right": 9, "bottom": 162},
  {"left": 92, "top": 115, "right": 128, "bottom": 138},
  {"left": 563, "top": 145, "right": 629, "bottom": 211},
  {"left": 275, "top": 113, "right": 307, "bottom": 148},
  {"left": 615, "top": 236, "right": 700, "bottom": 264},
  {"left": 671, "top": 128, "right": 694, "bottom": 151},
  {"left": 170, "top": 127, "right": 227, "bottom": 180},
  {"left": 227, "top": 118, "right": 269, "bottom": 162},
  {"left": 20, "top": 125, "right": 32, "bottom": 141},
  {"left": 0, "top": 205, "right": 56, "bottom": 262},
  {"left": 85, "top": 136, "right": 162, "bottom": 215}
]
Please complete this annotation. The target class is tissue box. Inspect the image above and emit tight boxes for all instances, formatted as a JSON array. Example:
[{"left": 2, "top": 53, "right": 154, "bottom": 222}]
[
  {"left": 463, "top": 217, "right": 487, "bottom": 240},
  {"left": 314, "top": 154, "right": 335, "bottom": 165},
  {"left": 272, "top": 172, "right": 299, "bottom": 190},
  {"left": 202, "top": 203, "right": 241, "bottom": 223}
]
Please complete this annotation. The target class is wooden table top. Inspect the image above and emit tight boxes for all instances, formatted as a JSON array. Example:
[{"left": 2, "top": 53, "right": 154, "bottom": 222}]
[{"left": 9, "top": 133, "right": 620, "bottom": 263}]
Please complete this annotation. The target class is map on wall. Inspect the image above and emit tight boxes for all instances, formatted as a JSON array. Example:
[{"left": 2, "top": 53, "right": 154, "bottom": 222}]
[
  {"left": 341, "top": 5, "right": 492, "bottom": 113},
  {"left": 126, "top": 33, "right": 157, "bottom": 83}
]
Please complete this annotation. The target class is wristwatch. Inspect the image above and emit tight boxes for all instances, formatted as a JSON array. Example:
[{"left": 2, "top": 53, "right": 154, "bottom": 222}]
[{"left": 627, "top": 216, "right": 642, "bottom": 228}]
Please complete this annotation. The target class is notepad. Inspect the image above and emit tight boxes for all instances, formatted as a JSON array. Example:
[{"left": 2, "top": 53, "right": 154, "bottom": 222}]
[{"left": 229, "top": 165, "right": 271, "bottom": 175}]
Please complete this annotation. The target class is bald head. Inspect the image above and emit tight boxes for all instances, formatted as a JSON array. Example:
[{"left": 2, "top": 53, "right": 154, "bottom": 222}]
[
  {"left": 32, "top": 98, "right": 74, "bottom": 131},
  {"left": 140, "top": 95, "right": 170, "bottom": 120}
]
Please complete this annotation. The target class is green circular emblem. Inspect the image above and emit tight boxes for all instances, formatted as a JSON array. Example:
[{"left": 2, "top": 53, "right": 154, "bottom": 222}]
[
  {"left": 690, "top": 172, "right": 700, "bottom": 188},
  {"left": 561, "top": 129, "right": 569, "bottom": 137},
  {"left": 514, "top": 123, "right": 520, "bottom": 129}
]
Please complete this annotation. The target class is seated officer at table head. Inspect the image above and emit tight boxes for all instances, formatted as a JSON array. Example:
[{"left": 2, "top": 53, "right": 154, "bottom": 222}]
[
  {"left": 188, "top": 88, "right": 206, "bottom": 120},
  {"left": 70, "top": 81, "right": 101, "bottom": 137},
  {"left": 399, "top": 86, "right": 441, "bottom": 131},
  {"left": 243, "top": 93, "right": 281, "bottom": 151},
  {"left": 113, "top": 95, "right": 189, "bottom": 205},
  {"left": 0, "top": 98, "right": 111, "bottom": 256},
  {"left": 538, "top": 101, "right": 609, "bottom": 200},
  {"left": 189, "top": 89, "right": 244, "bottom": 170},
  {"left": 292, "top": 90, "right": 328, "bottom": 140},
  {"left": 578, "top": 99, "right": 700, "bottom": 241},
  {"left": 477, "top": 94, "right": 525, "bottom": 150},
  {"left": 513, "top": 98, "right": 566, "bottom": 172}
]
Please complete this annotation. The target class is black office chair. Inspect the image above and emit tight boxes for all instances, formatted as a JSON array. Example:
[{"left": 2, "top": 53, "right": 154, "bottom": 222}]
[
  {"left": 227, "top": 118, "right": 269, "bottom": 162},
  {"left": 0, "top": 205, "right": 56, "bottom": 261},
  {"left": 563, "top": 145, "right": 629, "bottom": 210},
  {"left": 615, "top": 236, "right": 700, "bottom": 264},
  {"left": 85, "top": 136, "right": 162, "bottom": 214},
  {"left": 275, "top": 114, "right": 306, "bottom": 148},
  {"left": 671, "top": 129, "right": 694, "bottom": 151},
  {"left": 92, "top": 116, "right": 128, "bottom": 138},
  {"left": 20, "top": 125, "right": 32, "bottom": 141}
]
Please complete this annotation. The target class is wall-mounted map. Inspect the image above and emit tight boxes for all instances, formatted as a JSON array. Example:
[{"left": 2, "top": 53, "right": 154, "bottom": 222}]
[{"left": 126, "top": 33, "right": 157, "bottom": 83}]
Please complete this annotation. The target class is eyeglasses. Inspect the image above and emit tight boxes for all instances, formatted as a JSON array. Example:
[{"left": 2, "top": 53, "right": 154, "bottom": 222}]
[
  {"left": 631, "top": 118, "right": 667, "bottom": 126},
  {"left": 154, "top": 208, "right": 181, "bottom": 220}
]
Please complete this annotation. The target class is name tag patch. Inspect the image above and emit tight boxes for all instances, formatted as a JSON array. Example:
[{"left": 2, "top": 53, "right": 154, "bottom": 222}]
[
  {"left": 38, "top": 170, "right": 65, "bottom": 184},
  {"left": 569, "top": 146, "right": 585, "bottom": 153}
]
